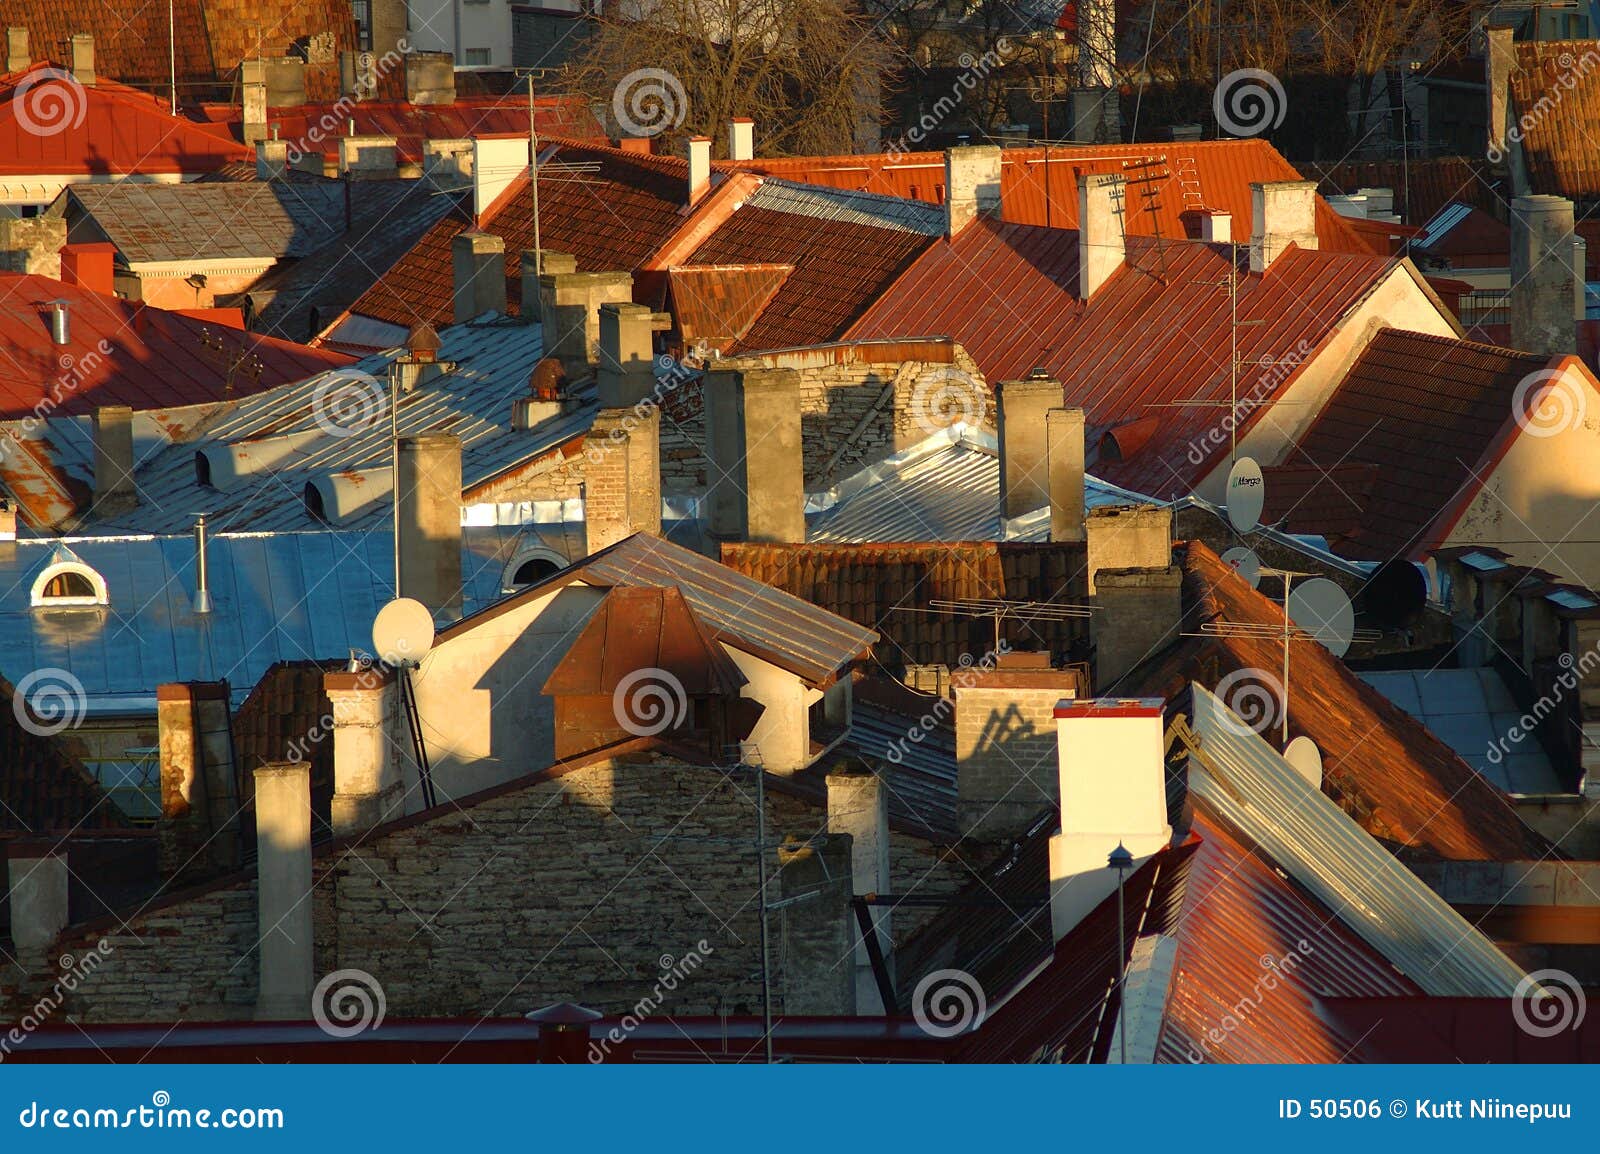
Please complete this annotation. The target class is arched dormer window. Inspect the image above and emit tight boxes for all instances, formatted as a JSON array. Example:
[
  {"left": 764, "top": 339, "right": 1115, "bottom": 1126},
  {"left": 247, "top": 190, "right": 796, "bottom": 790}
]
[
  {"left": 501, "top": 545, "right": 568, "bottom": 592},
  {"left": 31, "top": 547, "right": 108, "bottom": 608}
]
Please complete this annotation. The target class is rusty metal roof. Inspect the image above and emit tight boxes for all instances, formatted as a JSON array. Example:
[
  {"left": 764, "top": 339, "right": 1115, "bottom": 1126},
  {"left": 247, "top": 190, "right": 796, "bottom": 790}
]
[
  {"left": 668, "top": 264, "right": 794, "bottom": 352},
  {"left": 66, "top": 182, "right": 350, "bottom": 263},
  {"left": 543, "top": 585, "right": 744, "bottom": 697}
]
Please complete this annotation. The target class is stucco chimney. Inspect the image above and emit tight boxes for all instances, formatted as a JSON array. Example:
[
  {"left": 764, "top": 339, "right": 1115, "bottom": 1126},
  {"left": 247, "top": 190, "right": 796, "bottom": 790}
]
[
  {"left": 1197, "top": 209, "right": 1231, "bottom": 243},
  {"left": 1047, "top": 407, "right": 1086, "bottom": 542},
  {"left": 339, "top": 134, "right": 398, "bottom": 180},
  {"left": 728, "top": 117, "right": 755, "bottom": 162},
  {"left": 520, "top": 250, "right": 576, "bottom": 323},
  {"left": 1085, "top": 504, "right": 1171, "bottom": 595},
  {"left": 69, "top": 32, "right": 94, "bottom": 85},
  {"left": 1249, "top": 181, "right": 1317, "bottom": 274},
  {"left": 955, "top": 659, "right": 1081, "bottom": 838},
  {"left": 452, "top": 230, "right": 507, "bottom": 322},
  {"left": 826, "top": 764, "right": 891, "bottom": 1014},
  {"left": 6, "top": 843, "right": 68, "bottom": 963},
  {"left": 597, "top": 301, "right": 656, "bottom": 408},
  {"left": 471, "top": 135, "right": 530, "bottom": 220},
  {"left": 242, "top": 81, "right": 268, "bottom": 146},
  {"left": 945, "top": 145, "right": 1003, "bottom": 237},
  {"left": 340, "top": 49, "right": 378, "bottom": 100},
  {"left": 406, "top": 50, "right": 456, "bottom": 105},
  {"left": 92, "top": 404, "right": 136, "bottom": 512},
  {"left": 705, "top": 366, "right": 805, "bottom": 542},
  {"left": 327, "top": 668, "right": 403, "bottom": 835},
  {"left": 424, "top": 138, "right": 473, "bottom": 189},
  {"left": 253, "top": 760, "right": 314, "bottom": 1020},
  {"left": 997, "top": 372, "right": 1064, "bottom": 519},
  {"left": 1092, "top": 566, "right": 1183, "bottom": 690},
  {"left": 5, "top": 27, "right": 29, "bottom": 73},
  {"left": 777, "top": 836, "right": 855, "bottom": 1014},
  {"left": 157, "top": 682, "right": 240, "bottom": 879},
  {"left": 1486, "top": 25, "right": 1515, "bottom": 161},
  {"left": 255, "top": 138, "right": 288, "bottom": 180},
  {"left": 1048, "top": 698, "right": 1173, "bottom": 940},
  {"left": 59, "top": 242, "right": 115, "bottom": 296},
  {"left": 583, "top": 407, "right": 662, "bottom": 555},
  {"left": 1078, "top": 173, "right": 1125, "bottom": 297},
  {"left": 688, "top": 136, "right": 712, "bottom": 205},
  {"left": 1511, "top": 194, "right": 1579, "bottom": 356},
  {"left": 538, "top": 270, "right": 633, "bottom": 377},
  {"left": 396, "top": 433, "right": 463, "bottom": 615}
]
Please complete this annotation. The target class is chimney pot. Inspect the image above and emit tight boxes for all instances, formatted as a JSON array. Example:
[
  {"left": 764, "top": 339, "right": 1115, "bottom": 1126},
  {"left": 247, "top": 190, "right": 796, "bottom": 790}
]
[
  {"left": 59, "top": 242, "right": 116, "bottom": 296},
  {"left": 1085, "top": 504, "right": 1172, "bottom": 595},
  {"left": 406, "top": 321, "right": 442, "bottom": 363},
  {"left": 48, "top": 299, "right": 70, "bottom": 345},
  {"left": 583, "top": 407, "right": 661, "bottom": 554},
  {"left": 826, "top": 763, "right": 891, "bottom": 1014},
  {"left": 538, "top": 269, "right": 633, "bottom": 376},
  {"left": 339, "top": 134, "right": 398, "bottom": 180},
  {"left": 1078, "top": 173, "right": 1126, "bottom": 297},
  {"left": 526, "top": 1003, "right": 605, "bottom": 1063}
]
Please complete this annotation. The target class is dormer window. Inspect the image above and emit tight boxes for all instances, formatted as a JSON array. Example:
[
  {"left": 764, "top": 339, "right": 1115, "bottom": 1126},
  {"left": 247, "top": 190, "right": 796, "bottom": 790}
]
[{"left": 31, "top": 548, "right": 108, "bottom": 608}]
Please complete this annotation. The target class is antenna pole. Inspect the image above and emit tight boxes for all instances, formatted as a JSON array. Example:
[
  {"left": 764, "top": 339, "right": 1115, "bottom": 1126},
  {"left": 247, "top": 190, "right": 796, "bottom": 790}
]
[
  {"left": 528, "top": 73, "right": 542, "bottom": 277},
  {"left": 1230, "top": 239, "right": 1239, "bottom": 464},
  {"left": 169, "top": 0, "right": 177, "bottom": 114},
  {"left": 391, "top": 360, "right": 401, "bottom": 596},
  {"left": 755, "top": 755, "right": 773, "bottom": 1065},
  {"left": 1281, "top": 572, "right": 1292, "bottom": 745}
]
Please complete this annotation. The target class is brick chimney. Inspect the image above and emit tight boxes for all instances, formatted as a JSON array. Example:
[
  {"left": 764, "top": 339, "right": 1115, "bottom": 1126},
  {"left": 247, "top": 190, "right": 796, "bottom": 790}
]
[
  {"left": 955, "top": 658, "right": 1082, "bottom": 839},
  {"left": 827, "top": 763, "right": 891, "bottom": 1014},
  {"left": 69, "top": 32, "right": 94, "bottom": 85},
  {"left": 92, "top": 404, "right": 137, "bottom": 513},
  {"left": 1078, "top": 173, "right": 1125, "bottom": 297},
  {"left": 583, "top": 407, "right": 662, "bottom": 555},
  {"left": 688, "top": 136, "right": 712, "bottom": 205},
  {"left": 538, "top": 269, "right": 634, "bottom": 377},
  {"left": 945, "top": 145, "right": 1002, "bottom": 237},
  {"left": 1249, "top": 181, "right": 1317, "bottom": 274},
  {"left": 1085, "top": 504, "right": 1171, "bottom": 595},
  {"left": 1091, "top": 566, "right": 1183, "bottom": 690},
  {"left": 705, "top": 366, "right": 805, "bottom": 543},
  {"left": 253, "top": 761, "right": 314, "bottom": 1020},
  {"left": 5, "top": 842, "right": 68, "bottom": 964},
  {"left": 327, "top": 667, "right": 403, "bottom": 835},
  {"left": 6, "top": 26, "right": 30, "bottom": 73},
  {"left": 1048, "top": 698, "right": 1173, "bottom": 940},
  {"left": 452, "top": 230, "right": 507, "bottom": 321},
  {"left": 59, "top": 242, "right": 115, "bottom": 296},
  {"left": 396, "top": 433, "right": 463, "bottom": 615},
  {"left": 406, "top": 50, "right": 456, "bottom": 105},
  {"left": 339, "top": 134, "right": 398, "bottom": 180},
  {"left": 1511, "top": 194, "right": 1579, "bottom": 356},
  {"left": 728, "top": 118, "right": 755, "bottom": 162}
]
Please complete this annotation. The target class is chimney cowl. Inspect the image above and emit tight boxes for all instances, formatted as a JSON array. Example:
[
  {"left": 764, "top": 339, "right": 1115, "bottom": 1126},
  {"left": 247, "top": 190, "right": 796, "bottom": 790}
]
[
  {"left": 48, "top": 300, "right": 70, "bottom": 346},
  {"left": 406, "top": 322, "right": 441, "bottom": 363}
]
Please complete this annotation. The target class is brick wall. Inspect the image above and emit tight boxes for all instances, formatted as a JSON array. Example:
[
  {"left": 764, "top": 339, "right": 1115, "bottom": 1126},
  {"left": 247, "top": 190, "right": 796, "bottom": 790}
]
[{"left": 1, "top": 755, "right": 971, "bottom": 1024}]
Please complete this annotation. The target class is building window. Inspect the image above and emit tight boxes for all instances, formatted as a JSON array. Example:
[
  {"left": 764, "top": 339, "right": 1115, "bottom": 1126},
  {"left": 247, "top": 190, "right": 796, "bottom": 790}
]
[
  {"left": 465, "top": 48, "right": 492, "bottom": 65},
  {"left": 31, "top": 554, "right": 109, "bottom": 608},
  {"left": 352, "top": 0, "right": 373, "bottom": 51}
]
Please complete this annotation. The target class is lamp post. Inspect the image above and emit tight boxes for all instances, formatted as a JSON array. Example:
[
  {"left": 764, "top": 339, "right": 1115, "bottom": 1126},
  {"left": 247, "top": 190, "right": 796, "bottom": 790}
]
[{"left": 1108, "top": 842, "right": 1134, "bottom": 1065}]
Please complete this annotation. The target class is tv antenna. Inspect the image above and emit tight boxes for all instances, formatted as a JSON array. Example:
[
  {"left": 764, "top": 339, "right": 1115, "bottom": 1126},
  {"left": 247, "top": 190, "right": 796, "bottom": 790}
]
[
  {"left": 373, "top": 597, "right": 439, "bottom": 809},
  {"left": 909, "top": 597, "right": 1096, "bottom": 652},
  {"left": 1121, "top": 155, "right": 1172, "bottom": 282}
]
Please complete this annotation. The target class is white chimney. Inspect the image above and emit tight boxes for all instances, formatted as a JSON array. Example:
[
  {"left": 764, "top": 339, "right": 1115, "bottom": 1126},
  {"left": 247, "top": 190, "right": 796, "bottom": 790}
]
[
  {"left": 826, "top": 764, "right": 891, "bottom": 1014},
  {"left": 1047, "top": 698, "right": 1173, "bottom": 941},
  {"left": 1078, "top": 173, "right": 1126, "bottom": 297},
  {"left": 6, "top": 846, "right": 69, "bottom": 962},
  {"left": 688, "top": 136, "right": 712, "bottom": 205},
  {"left": 471, "top": 135, "right": 531, "bottom": 221},
  {"left": 1249, "top": 180, "right": 1317, "bottom": 274},
  {"left": 253, "top": 760, "right": 314, "bottom": 1019},
  {"left": 1197, "top": 209, "right": 1231, "bottom": 244},
  {"left": 944, "top": 145, "right": 1003, "bottom": 237},
  {"left": 327, "top": 669, "right": 403, "bottom": 835},
  {"left": 728, "top": 118, "right": 755, "bottom": 162}
]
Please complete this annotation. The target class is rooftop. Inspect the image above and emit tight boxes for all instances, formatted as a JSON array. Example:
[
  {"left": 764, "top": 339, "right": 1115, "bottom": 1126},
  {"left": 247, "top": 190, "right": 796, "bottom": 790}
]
[{"left": 1508, "top": 39, "right": 1600, "bottom": 200}]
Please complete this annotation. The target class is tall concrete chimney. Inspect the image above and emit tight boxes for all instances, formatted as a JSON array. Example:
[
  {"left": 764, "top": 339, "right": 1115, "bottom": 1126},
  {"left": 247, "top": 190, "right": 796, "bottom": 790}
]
[
  {"left": 728, "top": 118, "right": 755, "bottom": 162},
  {"left": 597, "top": 300, "right": 656, "bottom": 408},
  {"left": 1047, "top": 407, "right": 1086, "bottom": 543},
  {"left": 253, "top": 760, "right": 313, "bottom": 1020},
  {"left": 1092, "top": 566, "right": 1183, "bottom": 690},
  {"left": 945, "top": 145, "right": 1003, "bottom": 237},
  {"left": 327, "top": 669, "right": 403, "bottom": 835},
  {"left": 705, "top": 366, "right": 805, "bottom": 542},
  {"left": 6, "top": 843, "right": 68, "bottom": 964},
  {"left": 955, "top": 659, "right": 1081, "bottom": 838},
  {"left": 396, "top": 433, "right": 463, "bottom": 615},
  {"left": 92, "top": 404, "right": 136, "bottom": 512},
  {"left": 538, "top": 270, "right": 634, "bottom": 378},
  {"left": 520, "top": 250, "right": 576, "bottom": 323},
  {"left": 997, "top": 373, "right": 1064, "bottom": 519},
  {"left": 688, "top": 136, "right": 712, "bottom": 205},
  {"left": 1078, "top": 173, "right": 1125, "bottom": 297},
  {"left": 243, "top": 81, "right": 268, "bottom": 146},
  {"left": 1085, "top": 504, "right": 1172, "bottom": 595},
  {"left": 1048, "top": 698, "right": 1173, "bottom": 940},
  {"left": 5, "top": 27, "right": 29, "bottom": 73},
  {"left": 452, "top": 230, "right": 507, "bottom": 322},
  {"left": 1249, "top": 181, "right": 1318, "bottom": 274},
  {"left": 826, "top": 764, "right": 891, "bottom": 1015},
  {"left": 69, "top": 32, "right": 94, "bottom": 86},
  {"left": 1511, "top": 194, "right": 1579, "bottom": 356}
]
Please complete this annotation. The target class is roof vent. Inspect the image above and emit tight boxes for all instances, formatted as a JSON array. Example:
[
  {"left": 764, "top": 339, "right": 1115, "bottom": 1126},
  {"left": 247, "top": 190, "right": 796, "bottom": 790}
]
[
  {"left": 49, "top": 300, "right": 70, "bottom": 346},
  {"left": 406, "top": 322, "right": 441, "bottom": 363}
]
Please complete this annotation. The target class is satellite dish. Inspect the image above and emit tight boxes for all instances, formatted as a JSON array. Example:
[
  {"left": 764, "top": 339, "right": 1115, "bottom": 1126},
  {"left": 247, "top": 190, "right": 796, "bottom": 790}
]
[
  {"left": 373, "top": 597, "right": 435, "bottom": 667},
  {"left": 1226, "top": 456, "right": 1265, "bottom": 534},
  {"left": 1220, "top": 546, "right": 1261, "bottom": 589},
  {"left": 1287, "top": 578, "right": 1355, "bottom": 658},
  {"left": 1283, "top": 736, "right": 1323, "bottom": 788}
]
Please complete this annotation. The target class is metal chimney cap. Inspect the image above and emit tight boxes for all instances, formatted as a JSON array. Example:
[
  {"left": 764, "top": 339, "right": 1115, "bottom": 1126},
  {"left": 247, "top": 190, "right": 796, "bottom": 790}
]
[{"left": 1107, "top": 843, "right": 1134, "bottom": 870}]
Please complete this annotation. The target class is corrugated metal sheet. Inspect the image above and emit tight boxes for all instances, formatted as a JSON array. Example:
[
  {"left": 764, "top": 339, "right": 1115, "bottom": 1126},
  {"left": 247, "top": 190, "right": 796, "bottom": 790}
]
[
  {"left": 1185, "top": 682, "right": 1527, "bottom": 997},
  {"left": 71, "top": 319, "right": 579, "bottom": 535},
  {"left": 571, "top": 533, "right": 876, "bottom": 685},
  {"left": 0, "top": 527, "right": 523, "bottom": 712},
  {"left": 843, "top": 695, "right": 958, "bottom": 838}
]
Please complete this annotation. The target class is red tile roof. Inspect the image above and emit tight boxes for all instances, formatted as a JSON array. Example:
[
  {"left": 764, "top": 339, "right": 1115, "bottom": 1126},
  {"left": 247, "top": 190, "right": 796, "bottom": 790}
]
[
  {"left": 346, "top": 141, "right": 701, "bottom": 329},
  {"left": 1508, "top": 40, "right": 1600, "bottom": 199},
  {"left": 1305, "top": 156, "right": 1502, "bottom": 226},
  {"left": 0, "top": 1, "right": 356, "bottom": 92},
  {"left": 192, "top": 95, "right": 605, "bottom": 162},
  {"left": 0, "top": 273, "right": 352, "bottom": 417},
  {"left": 668, "top": 264, "right": 794, "bottom": 351},
  {"left": 0, "top": 64, "right": 247, "bottom": 177},
  {"left": 1279, "top": 328, "right": 1551, "bottom": 560},
  {"left": 742, "top": 139, "right": 1377, "bottom": 254},
  {"left": 1140, "top": 541, "right": 1553, "bottom": 861},
  {"left": 1414, "top": 203, "right": 1511, "bottom": 267},
  {"left": 846, "top": 218, "right": 1404, "bottom": 498}
]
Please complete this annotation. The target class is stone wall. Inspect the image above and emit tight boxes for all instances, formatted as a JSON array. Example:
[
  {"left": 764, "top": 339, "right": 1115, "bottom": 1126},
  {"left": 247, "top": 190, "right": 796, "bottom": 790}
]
[{"left": 1, "top": 755, "right": 972, "bottom": 1025}]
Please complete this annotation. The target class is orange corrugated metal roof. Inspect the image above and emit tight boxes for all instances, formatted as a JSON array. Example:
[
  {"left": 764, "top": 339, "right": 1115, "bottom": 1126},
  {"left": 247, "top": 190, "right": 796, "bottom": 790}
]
[
  {"left": 668, "top": 264, "right": 794, "bottom": 351},
  {"left": 845, "top": 217, "right": 1401, "bottom": 498},
  {"left": 740, "top": 139, "right": 1378, "bottom": 254}
]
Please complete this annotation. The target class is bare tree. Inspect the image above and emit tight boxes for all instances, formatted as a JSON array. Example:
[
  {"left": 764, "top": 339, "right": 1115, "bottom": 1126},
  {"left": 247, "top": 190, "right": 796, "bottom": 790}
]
[{"left": 569, "top": 0, "right": 897, "bottom": 156}]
